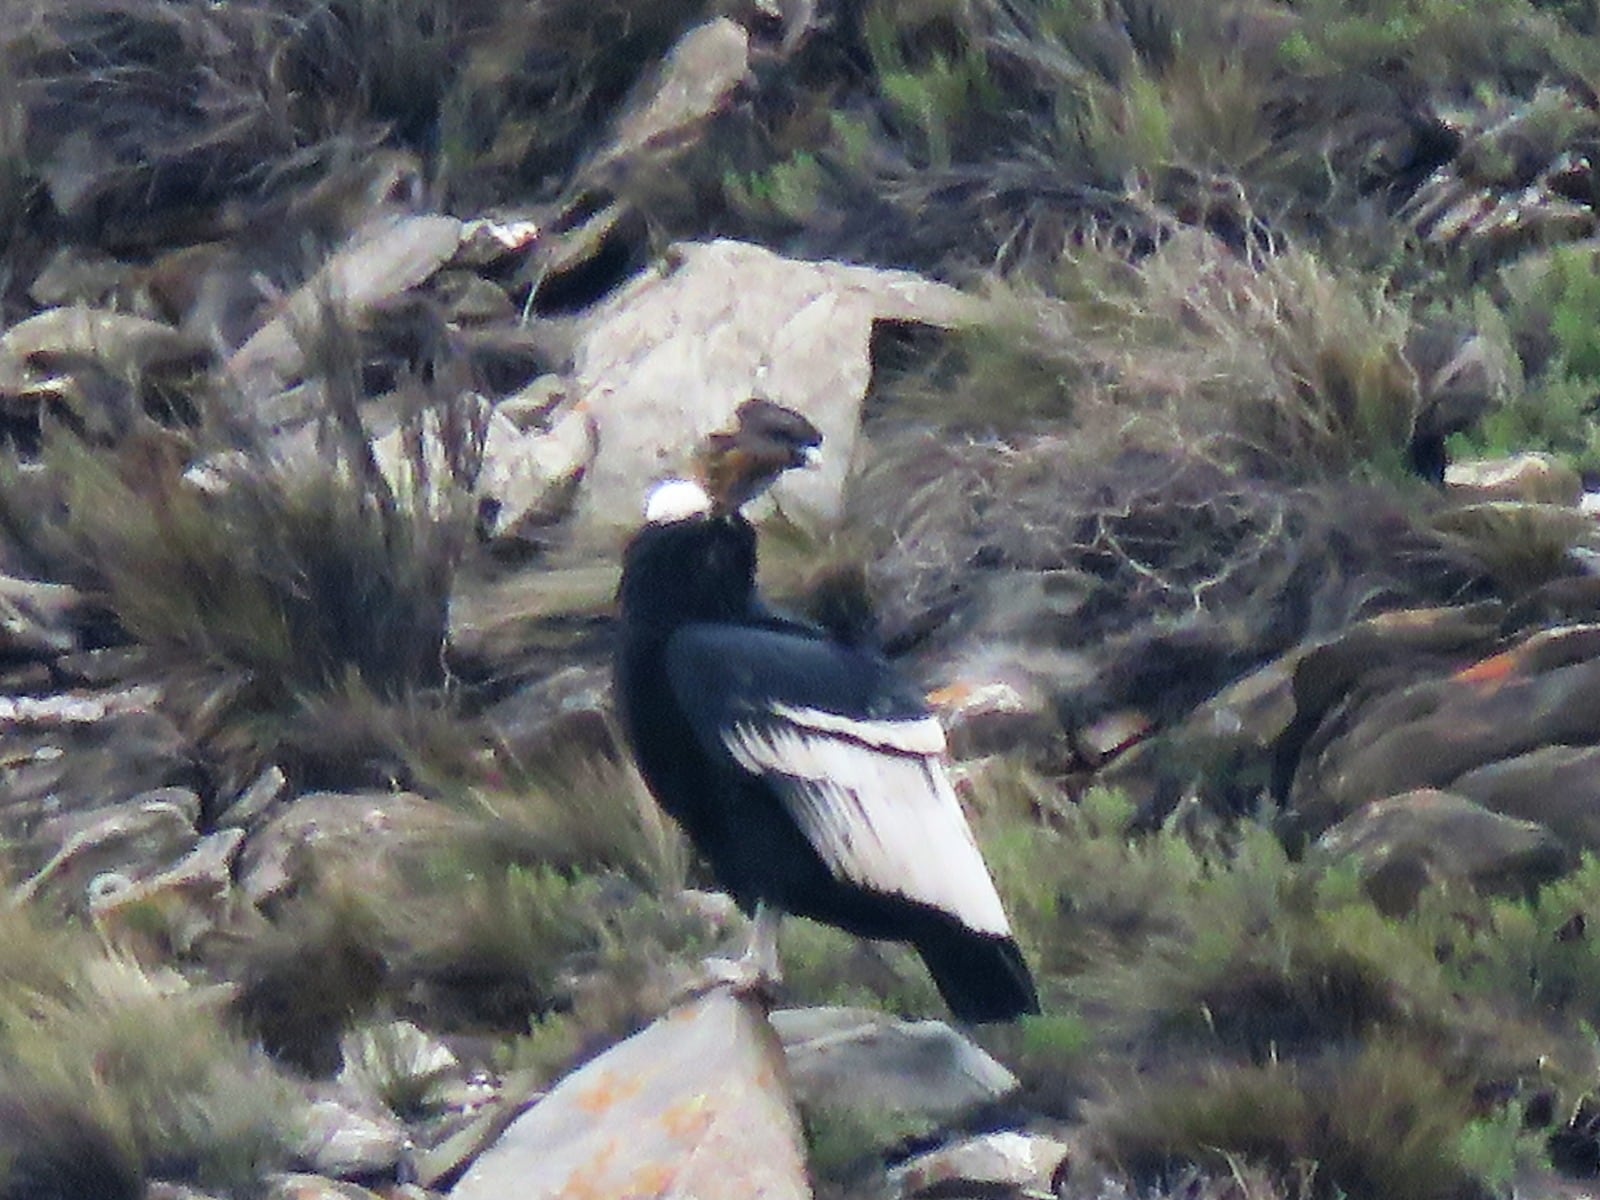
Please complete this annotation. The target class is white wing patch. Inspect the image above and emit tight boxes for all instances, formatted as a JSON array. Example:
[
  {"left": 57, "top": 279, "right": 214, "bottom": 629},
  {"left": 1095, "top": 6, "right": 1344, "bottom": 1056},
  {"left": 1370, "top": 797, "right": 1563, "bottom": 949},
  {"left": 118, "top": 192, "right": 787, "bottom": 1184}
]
[
  {"left": 769, "top": 704, "right": 947, "bottom": 755},
  {"left": 723, "top": 719, "right": 1013, "bottom": 937}
]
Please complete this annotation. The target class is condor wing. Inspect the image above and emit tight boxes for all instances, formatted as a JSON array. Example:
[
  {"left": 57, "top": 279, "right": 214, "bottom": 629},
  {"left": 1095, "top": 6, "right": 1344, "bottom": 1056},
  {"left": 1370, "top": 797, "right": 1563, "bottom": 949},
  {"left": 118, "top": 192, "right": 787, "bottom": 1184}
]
[{"left": 663, "top": 624, "right": 1012, "bottom": 937}]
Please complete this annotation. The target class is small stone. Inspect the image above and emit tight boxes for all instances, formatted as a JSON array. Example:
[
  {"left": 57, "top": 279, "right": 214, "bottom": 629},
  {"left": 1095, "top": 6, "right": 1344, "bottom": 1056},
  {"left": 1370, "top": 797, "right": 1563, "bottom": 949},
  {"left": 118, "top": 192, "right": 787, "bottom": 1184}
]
[
  {"left": 146, "top": 1186, "right": 230, "bottom": 1200},
  {"left": 585, "top": 19, "right": 751, "bottom": 185},
  {"left": 483, "top": 664, "right": 614, "bottom": 765},
  {"left": 1446, "top": 452, "right": 1583, "bottom": 506},
  {"left": 772, "top": 1006, "right": 1017, "bottom": 1123},
  {"left": 50, "top": 646, "right": 150, "bottom": 686},
  {"left": 0, "top": 574, "right": 86, "bottom": 660},
  {"left": 296, "top": 1089, "right": 408, "bottom": 1178},
  {"left": 88, "top": 827, "right": 247, "bottom": 954},
  {"left": 216, "top": 765, "right": 290, "bottom": 829},
  {"left": 228, "top": 213, "right": 464, "bottom": 398},
  {"left": 13, "top": 787, "right": 200, "bottom": 910},
  {"left": 0, "top": 307, "right": 206, "bottom": 395},
  {"left": 1074, "top": 708, "right": 1152, "bottom": 766},
  {"left": 28, "top": 245, "right": 129, "bottom": 307},
  {"left": 454, "top": 216, "right": 542, "bottom": 267},
  {"left": 496, "top": 374, "right": 568, "bottom": 426},
  {"left": 434, "top": 270, "right": 515, "bottom": 324},
  {"left": 889, "top": 1131, "right": 1070, "bottom": 1198},
  {"left": 477, "top": 402, "right": 598, "bottom": 543},
  {"left": 263, "top": 1175, "right": 388, "bottom": 1200},
  {"left": 0, "top": 708, "right": 193, "bottom": 870}
]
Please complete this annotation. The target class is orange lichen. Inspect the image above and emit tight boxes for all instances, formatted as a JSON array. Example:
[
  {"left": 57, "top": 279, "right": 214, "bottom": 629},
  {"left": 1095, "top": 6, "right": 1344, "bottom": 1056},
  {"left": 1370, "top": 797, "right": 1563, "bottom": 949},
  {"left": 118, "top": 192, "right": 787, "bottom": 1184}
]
[
  {"left": 925, "top": 683, "right": 972, "bottom": 707},
  {"left": 660, "top": 1094, "right": 713, "bottom": 1137},
  {"left": 626, "top": 1161, "right": 678, "bottom": 1196},
  {"left": 1452, "top": 650, "right": 1521, "bottom": 689},
  {"left": 667, "top": 999, "right": 706, "bottom": 1023},
  {"left": 574, "top": 1070, "right": 644, "bottom": 1114},
  {"left": 558, "top": 1137, "right": 621, "bottom": 1199}
]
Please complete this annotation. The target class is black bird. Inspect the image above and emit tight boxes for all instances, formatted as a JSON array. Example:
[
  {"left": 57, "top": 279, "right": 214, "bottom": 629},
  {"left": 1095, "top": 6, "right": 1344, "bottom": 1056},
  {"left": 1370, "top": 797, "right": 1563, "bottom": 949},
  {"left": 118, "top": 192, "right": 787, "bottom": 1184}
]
[{"left": 615, "top": 400, "right": 1039, "bottom": 1022}]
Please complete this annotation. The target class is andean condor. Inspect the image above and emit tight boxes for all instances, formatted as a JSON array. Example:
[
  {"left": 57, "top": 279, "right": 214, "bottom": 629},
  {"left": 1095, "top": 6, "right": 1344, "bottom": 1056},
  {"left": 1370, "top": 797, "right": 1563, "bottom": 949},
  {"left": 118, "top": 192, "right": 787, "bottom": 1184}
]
[{"left": 615, "top": 400, "right": 1039, "bottom": 1022}]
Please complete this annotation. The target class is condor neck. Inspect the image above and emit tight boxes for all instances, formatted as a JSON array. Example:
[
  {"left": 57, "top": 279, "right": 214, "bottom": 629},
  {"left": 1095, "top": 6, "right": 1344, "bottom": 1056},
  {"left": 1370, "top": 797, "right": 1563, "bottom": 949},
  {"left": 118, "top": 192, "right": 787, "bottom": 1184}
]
[{"left": 620, "top": 514, "right": 760, "bottom": 634}]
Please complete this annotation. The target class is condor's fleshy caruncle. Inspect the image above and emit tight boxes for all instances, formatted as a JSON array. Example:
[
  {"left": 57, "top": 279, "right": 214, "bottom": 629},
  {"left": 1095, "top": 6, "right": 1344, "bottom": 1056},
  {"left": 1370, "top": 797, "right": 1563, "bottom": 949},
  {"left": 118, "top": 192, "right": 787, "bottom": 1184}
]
[{"left": 615, "top": 400, "right": 1039, "bottom": 1022}]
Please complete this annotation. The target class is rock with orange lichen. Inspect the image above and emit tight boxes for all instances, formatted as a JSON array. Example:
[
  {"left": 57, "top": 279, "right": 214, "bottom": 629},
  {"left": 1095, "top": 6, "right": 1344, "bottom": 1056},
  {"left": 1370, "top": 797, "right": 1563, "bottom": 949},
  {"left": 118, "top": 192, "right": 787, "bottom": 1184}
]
[
  {"left": 1287, "top": 629, "right": 1600, "bottom": 838},
  {"left": 452, "top": 988, "right": 809, "bottom": 1200}
]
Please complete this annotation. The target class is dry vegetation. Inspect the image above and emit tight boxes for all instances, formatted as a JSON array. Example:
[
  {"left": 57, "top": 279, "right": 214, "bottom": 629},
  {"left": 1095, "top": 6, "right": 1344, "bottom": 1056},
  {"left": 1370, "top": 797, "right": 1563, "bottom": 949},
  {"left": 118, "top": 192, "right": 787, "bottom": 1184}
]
[{"left": 7, "top": 0, "right": 1600, "bottom": 1195}]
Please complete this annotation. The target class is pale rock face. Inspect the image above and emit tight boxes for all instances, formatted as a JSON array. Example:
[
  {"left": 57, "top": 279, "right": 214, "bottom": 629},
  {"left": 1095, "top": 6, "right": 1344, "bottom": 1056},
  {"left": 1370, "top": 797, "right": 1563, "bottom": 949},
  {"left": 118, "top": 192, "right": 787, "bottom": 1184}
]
[
  {"left": 570, "top": 239, "right": 975, "bottom": 535},
  {"left": 771, "top": 1006, "right": 1017, "bottom": 1123},
  {"left": 453, "top": 988, "right": 810, "bottom": 1200},
  {"left": 585, "top": 18, "right": 751, "bottom": 184},
  {"left": 226, "top": 213, "right": 465, "bottom": 400}
]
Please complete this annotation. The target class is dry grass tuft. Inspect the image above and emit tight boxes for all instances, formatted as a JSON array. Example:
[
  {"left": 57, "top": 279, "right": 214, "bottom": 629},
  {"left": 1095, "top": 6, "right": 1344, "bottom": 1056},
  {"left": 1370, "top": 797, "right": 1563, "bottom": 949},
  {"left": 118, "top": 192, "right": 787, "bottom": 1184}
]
[
  {"left": 1090, "top": 1045, "right": 1486, "bottom": 1200},
  {"left": 849, "top": 425, "right": 1490, "bottom": 672},
  {"left": 0, "top": 342, "right": 485, "bottom": 785},
  {"left": 679, "top": 0, "right": 1600, "bottom": 282},
  {"left": 0, "top": 903, "right": 297, "bottom": 1190},
  {"left": 383, "top": 855, "right": 720, "bottom": 1052},
  {"left": 879, "top": 229, "right": 1435, "bottom": 477},
  {"left": 463, "top": 753, "right": 691, "bottom": 894},
  {"left": 0, "top": 0, "right": 714, "bottom": 249},
  {"left": 203, "top": 763, "right": 710, "bottom": 1053}
]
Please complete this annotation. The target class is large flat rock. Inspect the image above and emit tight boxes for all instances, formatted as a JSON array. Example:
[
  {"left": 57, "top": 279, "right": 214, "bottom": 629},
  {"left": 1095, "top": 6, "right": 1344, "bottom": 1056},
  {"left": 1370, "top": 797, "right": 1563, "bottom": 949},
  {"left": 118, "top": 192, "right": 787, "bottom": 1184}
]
[
  {"left": 452, "top": 988, "right": 809, "bottom": 1200},
  {"left": 772, "top": 1006, "right": 1017, "bottom": 1122},
  {"left": 572, "top": 239, "right": 974, "bottom": 535}
]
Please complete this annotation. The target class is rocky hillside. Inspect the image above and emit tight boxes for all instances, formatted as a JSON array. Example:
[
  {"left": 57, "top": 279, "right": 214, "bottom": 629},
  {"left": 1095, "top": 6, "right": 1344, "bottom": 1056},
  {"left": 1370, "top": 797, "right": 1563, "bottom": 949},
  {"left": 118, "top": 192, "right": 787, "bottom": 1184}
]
[{"left": 10, "top": 0, "right": 1600, "bottom": 1197}]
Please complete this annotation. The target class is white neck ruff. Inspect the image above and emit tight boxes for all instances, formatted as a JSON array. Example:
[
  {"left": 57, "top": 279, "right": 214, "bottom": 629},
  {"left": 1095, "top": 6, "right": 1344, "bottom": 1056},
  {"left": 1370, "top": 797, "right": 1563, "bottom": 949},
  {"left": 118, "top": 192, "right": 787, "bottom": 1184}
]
[{"left": 644, "top": 478, "right": 714, "bottom": 523}]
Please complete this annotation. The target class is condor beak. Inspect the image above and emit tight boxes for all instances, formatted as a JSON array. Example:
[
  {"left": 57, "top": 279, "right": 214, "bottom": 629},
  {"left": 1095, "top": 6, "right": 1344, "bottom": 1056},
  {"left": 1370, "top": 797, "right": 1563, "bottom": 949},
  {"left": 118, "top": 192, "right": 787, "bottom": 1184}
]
[{"left": 799, "top": 444, "right": 823, "bottom": 470}]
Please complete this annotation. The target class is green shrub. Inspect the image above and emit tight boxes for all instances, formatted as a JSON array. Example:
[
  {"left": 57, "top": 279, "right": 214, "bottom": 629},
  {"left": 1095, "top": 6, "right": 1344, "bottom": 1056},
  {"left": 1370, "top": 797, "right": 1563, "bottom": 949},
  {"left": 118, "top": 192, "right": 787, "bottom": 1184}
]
[
  {"left": 967, "top": 774, "right": 1590, "bottom": 1192},
  {"left": 1282, "top": 0, "right": 1597, "bottom": 92},
  {"left": 1455, "top": 246, "right": 1600, "bottom": 470},
  {"left": 1092, "top": 1045, "right": 1484, "bottom": 1200}
]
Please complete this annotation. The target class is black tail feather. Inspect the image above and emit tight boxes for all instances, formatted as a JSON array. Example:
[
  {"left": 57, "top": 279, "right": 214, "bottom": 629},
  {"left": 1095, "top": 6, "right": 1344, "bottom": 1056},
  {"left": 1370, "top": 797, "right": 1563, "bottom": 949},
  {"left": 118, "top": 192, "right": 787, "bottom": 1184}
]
[{"left": 913, "top": 924, "right": 1040, "bottom": 1023}]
